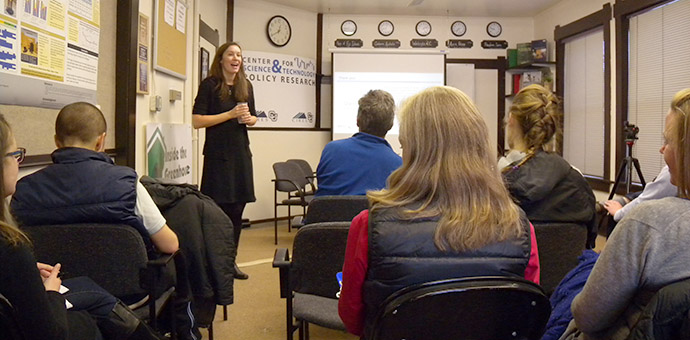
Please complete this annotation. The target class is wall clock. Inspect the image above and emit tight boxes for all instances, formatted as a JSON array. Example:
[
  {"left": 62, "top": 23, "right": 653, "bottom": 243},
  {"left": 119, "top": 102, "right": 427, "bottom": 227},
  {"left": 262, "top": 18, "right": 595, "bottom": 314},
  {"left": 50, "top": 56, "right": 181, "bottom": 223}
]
[
  {"left": 267, "top": 15, "right": 291, "bottom": 47},
  {"left": 415, "top": 20, "right": 432, "bottom": 36},
  {"left": 341, "top": 20, "right": 357, "bottom": 36},
  {"left": 486, "top": 21, "right": 502, "bottom": 38},
  {"left": 451, "top": 20, "right": 467, "bottom": 37},
  {"left": 378, "top": 20, "right": 394, "bottom": 36}
]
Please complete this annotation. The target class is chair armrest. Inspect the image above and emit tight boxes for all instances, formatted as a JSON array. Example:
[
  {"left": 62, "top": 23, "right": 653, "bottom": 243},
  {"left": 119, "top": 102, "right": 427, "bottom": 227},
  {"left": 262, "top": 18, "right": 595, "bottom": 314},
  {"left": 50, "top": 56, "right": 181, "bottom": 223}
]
[
  {"left": 273, "top": 179, "right": 308, "bottom": 200},
  {"left": 147, "top": 250, "right": 179, "bottom": 267},
  {"left": 273, "top": 248, "right": 291, "bottom": 298}
]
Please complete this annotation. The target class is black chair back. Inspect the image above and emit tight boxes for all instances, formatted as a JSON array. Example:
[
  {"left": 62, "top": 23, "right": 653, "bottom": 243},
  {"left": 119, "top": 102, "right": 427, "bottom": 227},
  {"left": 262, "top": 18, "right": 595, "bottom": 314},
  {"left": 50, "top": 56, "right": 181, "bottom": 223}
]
[
  {"left": 369, "top": 276, "right": 551, "bottom": 340},
  {"left": 0, "top": 294, "right": 24, "bottom": 340},
  {"left": 286, "top": 159, "right": 314, "bottom": 178},
  {"left": 23, "top": 224, "right": 149, "bottom": 301},
  {"left": 290, "top": 222, "right": 351, "bottom": 299},
  {"left": 304, "top": 195, "right": 369, "bottom": 225},
  {"left": 532, "top": 222, "right": 587, "bottom": 295}
]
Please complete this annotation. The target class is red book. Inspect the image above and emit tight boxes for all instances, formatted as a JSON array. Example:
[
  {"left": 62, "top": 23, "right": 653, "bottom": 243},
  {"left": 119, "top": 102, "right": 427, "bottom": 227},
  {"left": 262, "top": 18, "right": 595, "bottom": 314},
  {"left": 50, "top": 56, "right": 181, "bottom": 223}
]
[{"left": 512, "top": 74, "right": 522, "bottom": 94}]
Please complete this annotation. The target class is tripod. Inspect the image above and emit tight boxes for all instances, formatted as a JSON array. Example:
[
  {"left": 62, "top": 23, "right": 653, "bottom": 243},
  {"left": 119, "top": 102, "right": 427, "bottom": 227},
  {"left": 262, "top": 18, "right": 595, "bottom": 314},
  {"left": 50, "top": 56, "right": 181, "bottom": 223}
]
[{"left": 608, "top": 139, "right": 646, "bottom": 200}]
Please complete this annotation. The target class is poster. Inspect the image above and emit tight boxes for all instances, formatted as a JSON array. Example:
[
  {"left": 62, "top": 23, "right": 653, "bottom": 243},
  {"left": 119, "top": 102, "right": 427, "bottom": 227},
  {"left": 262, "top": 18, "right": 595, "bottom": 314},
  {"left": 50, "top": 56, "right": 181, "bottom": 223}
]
[
  {"left": 137, "top": 12, "right": 148, "bottom": 94},
  {"left": 242, "top": 50, "right": 316, "bottom": 128},
  {"left": 0, "top": 0, "right": 100, "bottom": 108},
  {"left": 146, "top": 123, "right": 193, "bottom": 184}
]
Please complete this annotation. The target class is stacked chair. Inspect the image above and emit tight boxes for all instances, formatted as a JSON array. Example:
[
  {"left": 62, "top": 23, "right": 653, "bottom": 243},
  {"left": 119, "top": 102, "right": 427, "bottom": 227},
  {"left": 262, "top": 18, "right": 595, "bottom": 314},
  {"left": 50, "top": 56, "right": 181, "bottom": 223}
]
[{"left": 271, "top": 161, "right": 314, "bottom": 244}]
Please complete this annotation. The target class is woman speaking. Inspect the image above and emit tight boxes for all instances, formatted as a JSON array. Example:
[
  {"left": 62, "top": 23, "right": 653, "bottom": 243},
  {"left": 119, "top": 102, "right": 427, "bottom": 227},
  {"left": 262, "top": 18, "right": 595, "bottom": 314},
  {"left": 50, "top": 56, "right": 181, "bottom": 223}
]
[{"left": 192, "top": 42, "right": 256, "bottom": 280}]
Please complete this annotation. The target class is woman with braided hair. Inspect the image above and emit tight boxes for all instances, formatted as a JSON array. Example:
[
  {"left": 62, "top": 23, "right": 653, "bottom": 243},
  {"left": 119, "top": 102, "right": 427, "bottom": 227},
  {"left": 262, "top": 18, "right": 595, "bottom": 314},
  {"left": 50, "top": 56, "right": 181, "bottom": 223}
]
[{"left": 501, "top": 84, "right": 595, "bottom": 225}]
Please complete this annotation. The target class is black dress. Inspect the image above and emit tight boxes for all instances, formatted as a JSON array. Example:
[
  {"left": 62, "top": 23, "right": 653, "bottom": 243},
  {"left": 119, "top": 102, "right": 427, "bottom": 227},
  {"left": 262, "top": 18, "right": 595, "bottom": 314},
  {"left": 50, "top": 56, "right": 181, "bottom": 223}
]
[{"left": 192, "top": 77, "right": 256, "bottom": 205}]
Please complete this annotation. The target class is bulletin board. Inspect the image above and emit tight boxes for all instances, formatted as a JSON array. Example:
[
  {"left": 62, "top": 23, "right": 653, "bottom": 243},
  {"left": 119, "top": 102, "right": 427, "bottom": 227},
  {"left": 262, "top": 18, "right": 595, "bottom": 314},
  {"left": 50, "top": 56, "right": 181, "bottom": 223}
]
[
  {"left": 154, "top": 0, "right": 187, "bottom": 79},
  {"left": 0, "top": 0, "right": 116, "bottom": 157}
]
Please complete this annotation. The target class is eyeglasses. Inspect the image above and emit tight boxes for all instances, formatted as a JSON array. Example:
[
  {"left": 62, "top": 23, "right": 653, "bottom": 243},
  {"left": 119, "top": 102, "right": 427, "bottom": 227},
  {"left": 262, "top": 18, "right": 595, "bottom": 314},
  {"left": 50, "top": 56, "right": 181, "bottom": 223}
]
[{"left": 5, "top": 147, "right": 26, "bottom": 164}]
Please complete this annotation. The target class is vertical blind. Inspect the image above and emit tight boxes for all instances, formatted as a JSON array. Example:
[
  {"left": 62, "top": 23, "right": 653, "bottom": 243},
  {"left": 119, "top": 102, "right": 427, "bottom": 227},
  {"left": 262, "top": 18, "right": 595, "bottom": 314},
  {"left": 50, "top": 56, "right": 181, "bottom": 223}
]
[
  {"left": 628, "top": 0, "right": 690, "bottom": 182},
  {"left": 563, "top": 27, "right": 605, "bottom": 177}
]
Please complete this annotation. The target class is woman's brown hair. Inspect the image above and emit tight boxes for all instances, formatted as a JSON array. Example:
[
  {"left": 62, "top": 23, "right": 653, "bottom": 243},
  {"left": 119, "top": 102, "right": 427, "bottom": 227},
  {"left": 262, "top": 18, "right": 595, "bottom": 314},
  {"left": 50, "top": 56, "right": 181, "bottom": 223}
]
[
  {"left": 368, "top": 86, "right": 523, "bottom": 252},
  {"left": 208, "top": 42, "right": 250, "bottom": 102},
  {"left": 669, "top": 88, "right": 690, "bottom": 198},
  {"left": 0, "top": 114, "right": 29, "bottom": 246}
]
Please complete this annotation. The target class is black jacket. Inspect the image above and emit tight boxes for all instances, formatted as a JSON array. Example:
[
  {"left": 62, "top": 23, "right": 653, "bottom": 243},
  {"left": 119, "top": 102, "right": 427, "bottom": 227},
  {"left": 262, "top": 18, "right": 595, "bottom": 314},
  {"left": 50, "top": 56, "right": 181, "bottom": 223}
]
[
  {"left": 627, "top": 278, "right": 690, "bottom": 340},
  {"left": 362, "top": 206, "right": 532, "bottom": 337},
  {"left": 141, "top": 177, "right": 235, "bottom": 306},
  {"left": 503, "top": 151, "right": 595, "bottom": 225}
]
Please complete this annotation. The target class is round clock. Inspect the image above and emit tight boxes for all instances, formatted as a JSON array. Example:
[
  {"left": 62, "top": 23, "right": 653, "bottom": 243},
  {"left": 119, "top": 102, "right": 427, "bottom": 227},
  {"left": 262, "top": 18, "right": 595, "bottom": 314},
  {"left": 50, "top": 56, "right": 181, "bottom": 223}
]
[
  {"left": 415, "top": 20, "right": 432, "bottom": 36},
  {"left": 451, "top": 20, "right": 467, "bottom": 37},
  {"left": 267, "top": 15, "right": 291, "bottom": 47},
  {"left": 341, "top": 20, "right": 357, "bottom": 36},
  {"left": 486, "top": 21, "right": 502, "bottom": 38},
  {"left": 378, "top": 20, "right": 394, "bottom": 37}
]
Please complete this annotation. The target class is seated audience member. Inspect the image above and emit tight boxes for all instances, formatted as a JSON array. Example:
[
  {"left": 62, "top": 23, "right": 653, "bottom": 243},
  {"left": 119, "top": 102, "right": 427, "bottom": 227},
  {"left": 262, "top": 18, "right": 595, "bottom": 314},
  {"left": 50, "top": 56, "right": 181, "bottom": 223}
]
[
  {"left": 338, "top": 86, "right": 540, "bottom": 338},
  {"left": 602, "top": 165, "right": 676, "bottom": 222},
  {"left": 0, "top": 113, "right": 162, "bottom": 340},
  {"left": 316, "top": 90, "right": 402, "bottom": 196},
  {"left": 501, "top": 84, "right": 595, "bottom": 225},
  {"left": 559, "top": 89, "right": 690, "bottom": 340},
  {"left": 9, "top": 102, "right": 199, "bottom": 340}
]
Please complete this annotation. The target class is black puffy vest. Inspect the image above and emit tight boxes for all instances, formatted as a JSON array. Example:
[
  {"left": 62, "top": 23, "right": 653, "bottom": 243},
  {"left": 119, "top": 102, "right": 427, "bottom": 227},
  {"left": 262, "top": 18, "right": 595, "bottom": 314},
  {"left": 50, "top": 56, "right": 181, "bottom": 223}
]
[
  {"left": 10, "top": 148, "right": 149, "bottom": 240},
  {"left": 362, "top": 207, "right": 532, "bottom": 336}
]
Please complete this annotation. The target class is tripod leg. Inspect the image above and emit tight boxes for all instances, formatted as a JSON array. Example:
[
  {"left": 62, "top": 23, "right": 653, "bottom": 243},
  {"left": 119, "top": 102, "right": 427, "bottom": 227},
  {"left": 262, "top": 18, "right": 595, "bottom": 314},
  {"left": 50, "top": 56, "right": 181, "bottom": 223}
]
[
  {"left": 609, "top": 159, "right": 628, "bottom": 200},
  {"left": 632, "top": 158, "right": 646, "bottom": 187}
]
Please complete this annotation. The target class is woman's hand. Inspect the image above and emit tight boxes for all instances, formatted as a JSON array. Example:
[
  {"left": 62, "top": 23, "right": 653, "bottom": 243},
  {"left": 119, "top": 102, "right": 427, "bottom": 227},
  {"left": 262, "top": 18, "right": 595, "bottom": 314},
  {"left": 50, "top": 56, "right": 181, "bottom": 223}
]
[
  {"left": 37, "top": 262, "right": 54, "bottom": 282},
  {"left": 603, "top": 200, "right": 623, "bottom": 216},
  {"left": 226, "top": 103, "right": 250, "bottom": 120},
  {"left": 238, "top": 113, "right": 257, "bottom": 126},
  {"left": 43, "top": 263, "right": 62, "bottom": 292}
]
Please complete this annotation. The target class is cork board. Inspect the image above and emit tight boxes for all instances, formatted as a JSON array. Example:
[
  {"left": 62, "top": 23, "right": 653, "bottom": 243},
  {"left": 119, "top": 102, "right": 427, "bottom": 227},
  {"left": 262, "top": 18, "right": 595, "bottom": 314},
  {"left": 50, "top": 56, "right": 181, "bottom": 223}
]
[{"left": 153, "top": 0, "right": 187, "bottom": 79}]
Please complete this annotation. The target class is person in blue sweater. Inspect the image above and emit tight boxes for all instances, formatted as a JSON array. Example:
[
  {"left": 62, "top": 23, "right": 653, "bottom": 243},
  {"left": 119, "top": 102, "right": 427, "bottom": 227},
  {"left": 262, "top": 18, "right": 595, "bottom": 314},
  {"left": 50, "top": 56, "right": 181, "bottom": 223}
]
[{"left": 316, "top": 90, "right": 402, "bottom": 196}]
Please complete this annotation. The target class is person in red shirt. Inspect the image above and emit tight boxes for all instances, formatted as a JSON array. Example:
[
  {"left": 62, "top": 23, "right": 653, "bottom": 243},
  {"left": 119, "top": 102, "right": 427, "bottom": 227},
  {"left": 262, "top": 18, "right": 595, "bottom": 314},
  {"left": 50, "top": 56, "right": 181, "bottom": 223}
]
[{"left": 337, "top": 86, "right": 540, "bottom": 337}]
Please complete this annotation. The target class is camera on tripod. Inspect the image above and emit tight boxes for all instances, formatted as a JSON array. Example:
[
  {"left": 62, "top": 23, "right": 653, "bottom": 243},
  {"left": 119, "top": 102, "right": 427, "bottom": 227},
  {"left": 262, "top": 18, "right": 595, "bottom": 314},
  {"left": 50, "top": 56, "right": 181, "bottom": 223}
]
[{"left": 624, "top": 121, "right": 640, "bottom": 142}]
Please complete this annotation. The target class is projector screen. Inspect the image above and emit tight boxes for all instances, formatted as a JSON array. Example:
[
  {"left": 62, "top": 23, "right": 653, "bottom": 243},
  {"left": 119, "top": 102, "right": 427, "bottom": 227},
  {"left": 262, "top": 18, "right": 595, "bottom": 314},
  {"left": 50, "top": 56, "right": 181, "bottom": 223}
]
[{"left": 332, "top": 52, "right": 445, "bottom": 154}]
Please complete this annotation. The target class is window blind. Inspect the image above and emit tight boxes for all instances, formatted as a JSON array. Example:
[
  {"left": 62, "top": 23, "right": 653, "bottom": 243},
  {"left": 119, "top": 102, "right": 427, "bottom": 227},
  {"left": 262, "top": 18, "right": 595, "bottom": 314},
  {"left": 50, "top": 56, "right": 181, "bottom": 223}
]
[
  {"left": 628, "top": 0, "right": 690, "bottom": 183},
  {"left": 563, "top": 27, "right": 605, "bottom": 177}
]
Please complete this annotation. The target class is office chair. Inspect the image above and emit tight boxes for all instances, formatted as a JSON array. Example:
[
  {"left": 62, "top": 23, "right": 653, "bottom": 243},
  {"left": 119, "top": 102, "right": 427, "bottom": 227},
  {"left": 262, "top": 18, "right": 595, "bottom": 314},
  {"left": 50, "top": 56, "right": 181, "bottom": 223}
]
[
  {"left": 368, "top": 276, "right": 551, "bottom": 340},
  {"left": 272, "top": 161, "right": 314, "bottom": 244},
  {"left": 273, "top": 222, "right": 351, "bottom": 340},
  {"left": 22, "top": 223, "right": 178, "bottom": 337},
  {"left": 303, "top": 195, "right": 368, "bottom": 225}
]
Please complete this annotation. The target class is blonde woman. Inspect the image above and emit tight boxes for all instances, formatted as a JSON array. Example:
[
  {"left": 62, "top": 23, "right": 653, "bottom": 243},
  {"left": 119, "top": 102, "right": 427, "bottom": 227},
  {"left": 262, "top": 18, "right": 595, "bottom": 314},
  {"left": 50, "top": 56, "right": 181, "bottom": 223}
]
[
  {"left": 561, "top": 89, "right": 690, "bottom": 340},
  {"left": 338, "top": 86, "right": 540, "bottom": 337},
  {"left": 501, "top": 84, "right": 595, "bottom": 225}
]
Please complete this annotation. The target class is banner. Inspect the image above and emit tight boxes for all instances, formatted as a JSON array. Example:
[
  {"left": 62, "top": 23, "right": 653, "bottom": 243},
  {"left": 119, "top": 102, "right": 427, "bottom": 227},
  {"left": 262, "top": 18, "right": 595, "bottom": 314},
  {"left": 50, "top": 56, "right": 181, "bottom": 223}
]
[
  {"left": 0, "top": 0, "right": 100, "bottom": 108},
  {"left": 243, "top": 50, "right": 316, "bottom": 128},
  {"left": 146, "top": 123, "right": 193, "bottom": 184}
]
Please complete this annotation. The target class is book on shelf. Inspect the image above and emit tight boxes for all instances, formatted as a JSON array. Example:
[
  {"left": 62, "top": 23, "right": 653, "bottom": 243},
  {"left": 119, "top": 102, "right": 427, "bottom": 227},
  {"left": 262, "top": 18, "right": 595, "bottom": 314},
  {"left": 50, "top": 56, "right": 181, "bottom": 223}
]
[
  {"left": 521, "top": 71, "right": 542, "bottom": 89},
  {"left": 531, "top": 39, "right": 548, "bottom": 62},
  {"left": 512, "top": 74, "right": 522, "bottom": 94},
  {"left": 507, "top": 48, "right": 518, "bottom": 68},
  {"left": 516, "top": 43, "right": 532, "bottom": 65}
]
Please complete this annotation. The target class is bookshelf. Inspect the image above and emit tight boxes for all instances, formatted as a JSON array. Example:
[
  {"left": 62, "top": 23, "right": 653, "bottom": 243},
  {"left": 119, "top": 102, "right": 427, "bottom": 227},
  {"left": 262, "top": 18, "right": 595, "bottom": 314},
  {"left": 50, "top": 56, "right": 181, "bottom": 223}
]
[{"left": 505, "top": 61, "right": 556, "bottom": 97}]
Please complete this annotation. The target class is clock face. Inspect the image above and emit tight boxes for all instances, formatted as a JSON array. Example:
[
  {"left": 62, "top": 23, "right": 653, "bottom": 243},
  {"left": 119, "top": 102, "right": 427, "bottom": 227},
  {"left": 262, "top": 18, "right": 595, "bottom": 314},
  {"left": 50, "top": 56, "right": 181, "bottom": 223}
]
[
  {"left": 267, "top": 15, "right": 291, "bottom": 47},
  {"left": 487, "top": 21, "right": 502, "bottom": 37},
  {"left": 451, "top": 20, "right": 467, "bottom": 37},
  {"left": 416, "top": 20, "right": 432, "bottom": 36},
  {"left": 378, "top": 20, "right": 394, "bottom": 36},
  {"left": 341, "top": 20, "right": 357, "bottom": 36}
]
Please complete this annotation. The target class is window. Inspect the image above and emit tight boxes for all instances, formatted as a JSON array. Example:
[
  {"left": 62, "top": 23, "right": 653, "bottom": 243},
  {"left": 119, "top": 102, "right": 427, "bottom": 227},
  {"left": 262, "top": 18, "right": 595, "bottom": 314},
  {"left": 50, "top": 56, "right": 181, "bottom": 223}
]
[
  {"left": 627, "top": 0, "right": 690, "bottom": 182},
  {"left": 562, "top": 28, "right": 606, "bottom": 177}
]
